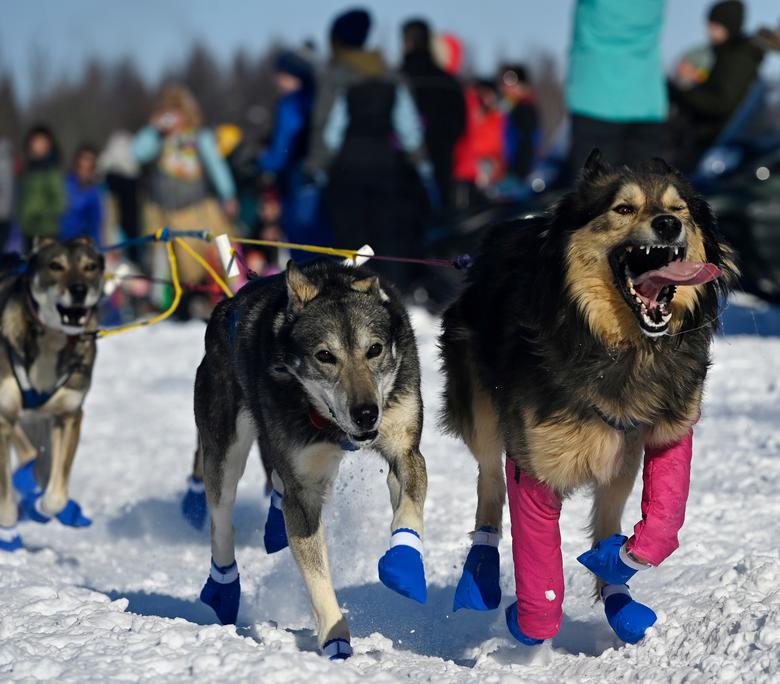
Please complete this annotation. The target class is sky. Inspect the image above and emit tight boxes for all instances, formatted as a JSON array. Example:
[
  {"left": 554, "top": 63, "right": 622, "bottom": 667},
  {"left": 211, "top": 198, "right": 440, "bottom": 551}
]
[{"left": 2, "top": 0, "right": 779, "bottom": 104}]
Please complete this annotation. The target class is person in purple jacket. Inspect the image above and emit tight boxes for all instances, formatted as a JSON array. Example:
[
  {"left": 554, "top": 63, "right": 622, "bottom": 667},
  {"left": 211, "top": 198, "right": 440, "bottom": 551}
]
[{"left": 60, "top": 144, "right": 103, "bottom": 245}]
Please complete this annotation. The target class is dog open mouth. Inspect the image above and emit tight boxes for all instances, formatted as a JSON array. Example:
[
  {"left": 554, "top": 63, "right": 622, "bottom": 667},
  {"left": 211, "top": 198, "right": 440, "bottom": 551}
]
[
  {"left": 56, "top": 304, "right": 90, "bottom": 328},
  {"left": 348, "top": 430, "right": 379, "bottom": 446},
  {"left": 609, "top": 244, "right": 721, "bottom": 337}
]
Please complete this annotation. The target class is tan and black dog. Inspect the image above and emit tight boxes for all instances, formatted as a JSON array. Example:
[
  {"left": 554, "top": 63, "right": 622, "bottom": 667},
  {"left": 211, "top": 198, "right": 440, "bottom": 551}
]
[
  {"left": 440, "top": 151, "right": 737, "bottom": 643},
  {"left": 0, "top": 237, "right": 104, "bottom": 550}
]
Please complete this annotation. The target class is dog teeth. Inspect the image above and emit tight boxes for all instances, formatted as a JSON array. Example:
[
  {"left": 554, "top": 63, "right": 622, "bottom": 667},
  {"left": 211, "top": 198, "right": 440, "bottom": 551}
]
[{"left": 626, "top": 246, "right": 633, "bottom": 253}]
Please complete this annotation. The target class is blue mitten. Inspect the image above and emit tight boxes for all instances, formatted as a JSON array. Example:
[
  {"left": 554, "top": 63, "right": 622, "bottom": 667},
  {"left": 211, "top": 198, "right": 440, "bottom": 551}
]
[
  {"left": 577, "top": 534, "right": 648, "bottom": 585},
  {"left": 378, "top": 528, "right": 427, "bottom": 604},
  {"left": 182, "top": 476, "right": 208, "bottom": 530},
  {"left": 0, "top": 526, "right": 23, "bottom": 552},
  {"left": 263, "top": 489, "right": 288, "bottom": 554},
  {"left": 321, "top": 638, "right": 353, "bottom": 661},
  {"left": 200, "top": 559, "right": 241, "bottom": 625},
  {"left": 55, "top": 499, "right": 92, "bottom": 527},
  {"left": 12, "top": 460, "right": 39, "bottom": 496},
  {"left": 18, "top": 489, "right": 51, "bottom": 524},
  {"left": 505, "top": 601, "right": 544, "bottom": 646},
  {"left": 453, "top": 527, "right": 501, "bottom": 611},
  {"left": 602, "top": 584, "right": 657, "bottom": 644}
]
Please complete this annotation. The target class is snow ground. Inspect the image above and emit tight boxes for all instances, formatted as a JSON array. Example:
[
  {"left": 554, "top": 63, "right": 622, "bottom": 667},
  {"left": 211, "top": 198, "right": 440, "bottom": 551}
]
[{"left": 1, "top": 309, "right": 778, "bottom": 683}]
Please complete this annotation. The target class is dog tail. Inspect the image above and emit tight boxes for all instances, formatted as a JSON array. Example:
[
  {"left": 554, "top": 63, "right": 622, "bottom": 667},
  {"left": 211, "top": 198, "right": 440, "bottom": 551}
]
[{"left": 438, "top": 303, "right": 477, "bottom": 440}]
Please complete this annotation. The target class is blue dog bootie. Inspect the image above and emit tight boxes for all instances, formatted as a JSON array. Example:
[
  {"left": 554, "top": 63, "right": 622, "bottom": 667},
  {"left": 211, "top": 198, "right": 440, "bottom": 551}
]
[
  {"left": 577, "top": 534, "right": 649, "bottom": 585},
  {"left": 12, "top": 461, "right": 39, "bottom": 496},
  {"left": 0, "top": 525, "right": 23, "bottom": 552},
  {"left": 321, "top": 638, "right": 353, "bottom": 661},
  {"left": 182, "top": 476, "right": 208, "bottom": 530},
  {"left": 378, "top": 528, "right": 427, "bottom": 603},
  {"left": 602, "top": 584, "right": 657, "bottom": 644},
  {"left": 14, "top": 460, "right": 92, "bottom": 527},
  {"left": 18, "top": 488, "right": 52, "bottom": 525},
  {"left": 453, "top": 526, "right": 501, "bottom": 611},
  {"left": 55, "top": 500, "right": 92, "bottom": 527},
  {"left": 263, "top": 489, "right": 289, "bottom": 554},
  {"left": 200, "top": 558, "right": 241, "bottom": 625},
  {"left": 505, "top": 601, "right": 544, "bottom": 646}
]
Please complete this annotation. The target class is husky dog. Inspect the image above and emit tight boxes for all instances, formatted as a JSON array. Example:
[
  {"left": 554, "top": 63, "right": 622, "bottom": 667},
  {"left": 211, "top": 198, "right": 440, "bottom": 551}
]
[
  {"left": 0, "top": 238, "right": 105, "bottom": 550},
  {"left": 194, "top": 259, "right": 427, "bottom": 660},
  {"left": 440, "top": 151, "right": 736, "bottom": 645}
]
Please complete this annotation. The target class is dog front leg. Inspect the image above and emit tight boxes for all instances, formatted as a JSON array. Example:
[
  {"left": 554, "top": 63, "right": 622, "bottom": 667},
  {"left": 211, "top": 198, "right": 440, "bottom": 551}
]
[
  {"left": 283, "top": 485, "right": 351, "bottom": 659},
  {"left": 0, "top": 418, "right": 18, "bottom": 527},
  {"left": 11, "top": 423, "right": 38, "bottom": 467},
  {"left": 40, "top": 410, "right": 82, "bottom": 517}
]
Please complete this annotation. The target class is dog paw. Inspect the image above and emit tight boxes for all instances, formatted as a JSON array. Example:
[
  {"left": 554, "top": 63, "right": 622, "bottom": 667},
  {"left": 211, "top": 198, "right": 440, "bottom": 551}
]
[
  {"left": 18, "top": 491, "right": 51, "bottom": 524},
  {"left": 378, "top": 528, "right": 427, "bottom": 604},
  {"left": 453, "top": 531, "right": 501, "bottom": 611},
  {"left": 12, "top": 461, "right": 39, "bottom": 496},
  {"left": 181, "top": 476, "right": 207, "bottom": 530},
  {"left": 200, "top": 560, "right": 240, "bottom": 625},
  {"left": 321, "top": 638, "right": 352, "bottom": 661},
  {"left": 0, "top": 526, "right": 23, "bottom": 552},
  {"left": 602, "top": 584, "right": 657, "bottom": 644},
  {"left": 505, "top": 601, "right": 544, "bottom": 645},
  {"left": 577, "top": 534, "right": 640, "bottom": 585},
  {"left": 55, "top": 499, "right": 92, "bottom": 527},
  {"left": 263, "top": 490, "right": 288, "bottom": 554}
]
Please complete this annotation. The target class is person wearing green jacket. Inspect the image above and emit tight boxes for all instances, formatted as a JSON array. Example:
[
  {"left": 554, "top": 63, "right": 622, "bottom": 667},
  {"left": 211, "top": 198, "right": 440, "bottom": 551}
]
[
  {"left": 18, "top": 124, "right": 66, "bottom": 251},
  {"left": 566, "top": 0, "right": 668, "bottom": 172}
]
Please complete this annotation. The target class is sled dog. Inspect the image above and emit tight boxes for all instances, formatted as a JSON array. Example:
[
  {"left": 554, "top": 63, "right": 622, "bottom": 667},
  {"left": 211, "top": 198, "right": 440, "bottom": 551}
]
[{"left": 194, "top": 259, "right": 427, "bottom": 659}]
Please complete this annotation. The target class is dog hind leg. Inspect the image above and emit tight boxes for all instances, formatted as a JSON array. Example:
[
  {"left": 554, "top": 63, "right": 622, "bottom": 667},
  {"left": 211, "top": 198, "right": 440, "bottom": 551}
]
[
  {"left": 200, "top": 410, "right": 253, "bottom": 625},
  {"left": 182, "top": 443, "right": 208, "bottom": 529}
]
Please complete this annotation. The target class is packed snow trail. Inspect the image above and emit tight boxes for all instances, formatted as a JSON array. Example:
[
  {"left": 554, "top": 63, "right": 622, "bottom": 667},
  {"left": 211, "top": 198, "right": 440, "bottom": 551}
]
[{"left": 1, "top": 311, "right": 778, "bottom": 682}]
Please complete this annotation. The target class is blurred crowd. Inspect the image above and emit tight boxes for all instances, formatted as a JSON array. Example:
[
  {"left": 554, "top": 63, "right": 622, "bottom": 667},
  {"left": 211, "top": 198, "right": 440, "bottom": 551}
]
[{"left": 1, "top": 1, "right": 778, "bottom": 317}]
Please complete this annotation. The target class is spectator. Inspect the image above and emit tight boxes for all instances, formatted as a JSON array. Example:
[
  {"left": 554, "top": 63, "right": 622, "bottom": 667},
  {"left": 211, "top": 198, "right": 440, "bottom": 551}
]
[
  {"left": 401, "top": 18, "right": 466, "bottom": 211},
  {"left": 672, "top": 0, "right": 764, "bottom": 169},
  {"left": 323, "top": 46, "right": 429, "bottom": 292},
  {"left": 18, "top": 124, "right": 66, "bottom": 251},
  {"left": 305, "top": 7, "right": 376, "bottom": 176},
  {"left": 60, "top": 144, "right": 103, "bottom": 244},
  {"left": 566, "top": 0, "right": 668, "bottom": 171},
  {"left": 500, "top": 64, "right": 541, "bottom": 181},
  {"left": 0, "top": 136, "right": 13, "bottom": 251},
  {"left": 133, "top": 84, "right": 237, "bottom": 288}
]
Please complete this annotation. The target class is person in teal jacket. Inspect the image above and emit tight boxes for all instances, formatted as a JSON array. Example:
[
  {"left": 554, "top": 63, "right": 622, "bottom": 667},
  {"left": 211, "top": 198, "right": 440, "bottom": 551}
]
[{"left": 566, "top": 0, "right": 668, "bottom": 172}]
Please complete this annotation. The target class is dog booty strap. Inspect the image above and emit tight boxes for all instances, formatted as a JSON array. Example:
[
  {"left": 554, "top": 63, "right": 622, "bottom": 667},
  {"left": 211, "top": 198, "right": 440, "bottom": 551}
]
[
  {"left": 182, "top": 476, "right": 208, "bottom": 530},
  {"left": 577, "top": 534, "right": 648, "bottom": 585},
  {"left": 200, "top": 559, "right": 241, "bottom": 625},
  {"left": 0, "top": 526, "right": 23, "bottom": 553},
  {"left": 12, "top": 461, "right": 39, "bottom": 496},
  {"left": 322, "top": 638, "right": 353, "bottom": 661},
  {"left": 453, "top": 526, "right": 501, "bottom": 611},
  {"left": 55, "top": 499, "right": 92, "bottom": 528},
  {"left": 18, "top": 490, "right": 51, "bottom": 524},
  {"left": 505, "top": 601, "right": 544, "bottom": 646},
  {"left": 378, "top": 528, "right": 427, "bottom": 604},
  {"left": 263, "top": 489, "right": 289, "bottom": 554},
  {"left": 602, "top": 583, "right": 657, "bottom": 644}
]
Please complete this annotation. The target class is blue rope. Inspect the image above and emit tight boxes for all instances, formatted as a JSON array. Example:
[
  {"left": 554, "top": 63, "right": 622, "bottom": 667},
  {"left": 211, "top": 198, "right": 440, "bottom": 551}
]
[{"left": 100, "top": 228, "right": 211, "bottom": 253}]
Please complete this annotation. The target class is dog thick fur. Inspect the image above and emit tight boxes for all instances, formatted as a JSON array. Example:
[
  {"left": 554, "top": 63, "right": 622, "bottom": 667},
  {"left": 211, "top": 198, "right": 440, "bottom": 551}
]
[
  {"left": 0, "top": 238, "right": 104, "bottom": 528},
  {"left": 440, "top": 151, "right": 737, "bottom": 588},
  {"left": 194, "top": 259, "right": 426, "bottom": 647}
]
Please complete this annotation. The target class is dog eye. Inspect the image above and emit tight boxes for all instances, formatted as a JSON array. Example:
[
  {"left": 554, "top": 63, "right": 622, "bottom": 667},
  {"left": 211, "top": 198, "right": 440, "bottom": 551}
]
[
  {"left": 48, "top": 261, "right": 65, "bottom": 272},
  {"left": 670, "top": 205, "right": 686, "bottom": 212},
  {"left": 83, "top": 262, "right": 97, "bottom": 273},
  {"left": 613, "top": 204, "right": 636, "bottom": 216},
  {"left": 367, "top": 343, "right": 383, "bottom": 359},
  {"left": 315, "top": 350, "right": 336, "bottom": 364}
]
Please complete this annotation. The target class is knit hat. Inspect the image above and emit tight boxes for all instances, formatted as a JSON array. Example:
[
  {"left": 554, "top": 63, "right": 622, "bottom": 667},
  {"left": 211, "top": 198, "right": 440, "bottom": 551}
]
[
  {"left": 274, "top": 50, "right": 313, "bottom": 84},
  {"left": 708, "top": 0, "right": 744, "bottom": 37},
  {"left": 330, "top": 8, "right": 371, "bottom": 48}
]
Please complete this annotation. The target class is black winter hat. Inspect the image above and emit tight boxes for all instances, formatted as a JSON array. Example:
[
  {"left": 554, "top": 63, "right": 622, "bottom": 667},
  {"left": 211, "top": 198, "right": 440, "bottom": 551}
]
[
  {"left": 330, "top": 8, "right": 371, "bottom": 48},
  {"left": 708, "top": 0, "right": 744, "bottom": 37}
]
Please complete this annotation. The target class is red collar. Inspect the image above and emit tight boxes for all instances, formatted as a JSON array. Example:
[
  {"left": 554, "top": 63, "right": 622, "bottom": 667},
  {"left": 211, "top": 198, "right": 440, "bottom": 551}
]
[{"left": 308, "top": 405, "right": 330, "bottom": 430}]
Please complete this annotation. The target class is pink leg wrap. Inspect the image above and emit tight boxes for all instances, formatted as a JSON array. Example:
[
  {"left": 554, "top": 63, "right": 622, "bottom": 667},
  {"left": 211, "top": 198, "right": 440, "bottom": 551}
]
[
  {"left": 627, "top": 429, "right": 693, "bottom": 566},
  {"left": 505, "top": 460, "right": 564, "bottom": 640}
]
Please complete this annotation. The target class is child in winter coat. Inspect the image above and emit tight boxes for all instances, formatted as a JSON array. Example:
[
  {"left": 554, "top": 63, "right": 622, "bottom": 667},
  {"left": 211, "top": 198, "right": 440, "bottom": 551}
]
[{"left": 60, "top": 144, "right": 104, "bottom": 244}]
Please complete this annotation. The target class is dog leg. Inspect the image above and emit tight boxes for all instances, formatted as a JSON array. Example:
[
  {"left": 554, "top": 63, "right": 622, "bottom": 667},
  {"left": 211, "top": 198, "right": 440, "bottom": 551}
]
[
  {"left": 0, "top": 418, "right": 22, "bottom": 550},
  {"left": 182, "top": 443, "right": 208, "bottom": 530},
  {"left": 282, "top": 443, "right": 351, "bottom": 658},
  {"left": 454, "top": 387, "right": 504, "bottom": 611},
  {"left": 11, "top": 423, "right": 38, "bottom": 467},
  {"left": 200, "top": 411, "right": 253, "bottom": 625}
]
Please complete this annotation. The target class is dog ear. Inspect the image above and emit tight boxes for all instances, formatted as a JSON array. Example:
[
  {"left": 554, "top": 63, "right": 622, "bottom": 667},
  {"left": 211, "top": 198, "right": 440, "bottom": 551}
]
[
  {"left": 646, "top": 157, "right": 681, "bottom": 177},
  {"left": 31, "top": 236, "right": 56, "bottom": 254},
  {"left": 286, "top": 260, "right": 319, "bottom": 310},
  {"left": 581, "top": 148, "right": 611, "bottom": 183},
  {"left": 351, "top": 275, "right": 390, "bottom": 302}
]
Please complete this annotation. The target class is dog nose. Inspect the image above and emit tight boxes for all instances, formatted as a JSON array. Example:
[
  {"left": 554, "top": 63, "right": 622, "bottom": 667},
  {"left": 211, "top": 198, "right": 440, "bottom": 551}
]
[
  {"left": 350, "top": 403, "right": 379, "bottom": 430},
  {"left": 69, "top": 283, "right": 88, "bottom": 303},
  {"left": 651, "top": 214, "right": 683, "bottom": 242}
]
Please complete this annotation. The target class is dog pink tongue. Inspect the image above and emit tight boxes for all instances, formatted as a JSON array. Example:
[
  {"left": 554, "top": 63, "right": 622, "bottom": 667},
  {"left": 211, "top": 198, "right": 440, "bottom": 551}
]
[{"left": 634, "top": 262, "right": 721, "bottom": 303}]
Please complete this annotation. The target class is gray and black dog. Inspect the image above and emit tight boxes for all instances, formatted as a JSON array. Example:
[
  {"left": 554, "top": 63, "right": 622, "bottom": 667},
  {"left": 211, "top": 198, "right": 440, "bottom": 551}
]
[
  {"left": 0, "top": 237, "right": 105, "bottom": 551},
  {"left": 194, "top": 259, "right": 428, "bottom": 660}
]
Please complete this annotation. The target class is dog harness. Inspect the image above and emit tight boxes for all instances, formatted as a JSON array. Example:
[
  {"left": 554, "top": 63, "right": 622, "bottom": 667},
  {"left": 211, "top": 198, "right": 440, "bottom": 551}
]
[{"left": 3, "top": 338, "right": 77, "bottom": 410}]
